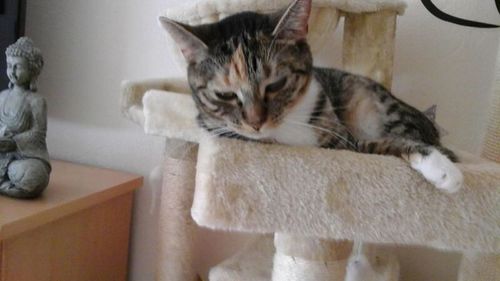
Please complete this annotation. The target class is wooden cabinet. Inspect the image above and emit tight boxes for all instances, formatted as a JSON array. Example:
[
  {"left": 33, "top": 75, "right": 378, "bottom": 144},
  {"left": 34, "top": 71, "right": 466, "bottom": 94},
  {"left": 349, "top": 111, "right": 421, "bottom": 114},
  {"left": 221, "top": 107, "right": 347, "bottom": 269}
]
[{"left": 0, "top": 160, "right": 142, "bottom": 281}]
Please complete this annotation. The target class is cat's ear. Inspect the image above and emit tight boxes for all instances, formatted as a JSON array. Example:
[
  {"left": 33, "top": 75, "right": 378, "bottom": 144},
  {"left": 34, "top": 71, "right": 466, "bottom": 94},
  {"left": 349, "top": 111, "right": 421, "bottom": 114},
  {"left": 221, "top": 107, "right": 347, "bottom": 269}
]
[
  {"left": 272, "top": 0, "right": 311, "bottom": 41},
  {"left": 158, "top": 17, "right": 208, "bottom": 63}
]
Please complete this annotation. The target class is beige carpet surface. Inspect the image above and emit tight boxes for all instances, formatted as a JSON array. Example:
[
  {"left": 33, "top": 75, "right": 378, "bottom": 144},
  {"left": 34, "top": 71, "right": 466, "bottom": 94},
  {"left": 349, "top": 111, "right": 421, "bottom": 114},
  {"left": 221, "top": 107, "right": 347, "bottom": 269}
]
[{"left": 192, "top": 137, "right": 500, "bottom": 253}]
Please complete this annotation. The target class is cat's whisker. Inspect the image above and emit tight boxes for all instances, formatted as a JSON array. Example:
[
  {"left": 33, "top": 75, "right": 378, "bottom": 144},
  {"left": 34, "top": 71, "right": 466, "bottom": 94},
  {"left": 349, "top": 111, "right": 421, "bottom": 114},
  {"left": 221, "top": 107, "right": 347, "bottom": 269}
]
[
  {"left": 207, "top": 127, "right": 234, "bottom": 138},
  {"left": 291, "top": 115, "right": 338, "bottom": 123},
  {"left": 290, "top": 106, "right": 350, "bottom": 116},
  {"left": 206, "top": 127, "right": 247, "bottom": 140},
  {"left": 285, "top": 111, "right": 358, "bottom": 141},
  {"left": 308, "top": 117, "right": 357, "bottom": 140},
  {"left": 208, "top": 132, "right": 229, "bottom": 138},
  {"left": 282, "top": 114, "right": 341, "bottom": 126},
  {"left": 284, "top": 119, "right": 358, "bottom": 150}
]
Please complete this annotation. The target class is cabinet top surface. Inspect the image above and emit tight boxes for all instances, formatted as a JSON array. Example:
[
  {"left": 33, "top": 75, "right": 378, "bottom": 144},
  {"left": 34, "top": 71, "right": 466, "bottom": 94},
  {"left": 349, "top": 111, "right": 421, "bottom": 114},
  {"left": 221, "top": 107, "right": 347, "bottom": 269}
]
[{"left": 0, "top": 160, "right": 143, "bottom": 240}]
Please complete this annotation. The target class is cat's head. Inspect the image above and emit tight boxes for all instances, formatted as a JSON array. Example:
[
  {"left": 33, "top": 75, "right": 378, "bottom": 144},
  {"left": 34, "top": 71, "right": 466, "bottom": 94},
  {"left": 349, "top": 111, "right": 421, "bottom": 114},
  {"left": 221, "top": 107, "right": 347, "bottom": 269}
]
[{"left": 160, "top": 0, "right": 313, "bottom": 140}]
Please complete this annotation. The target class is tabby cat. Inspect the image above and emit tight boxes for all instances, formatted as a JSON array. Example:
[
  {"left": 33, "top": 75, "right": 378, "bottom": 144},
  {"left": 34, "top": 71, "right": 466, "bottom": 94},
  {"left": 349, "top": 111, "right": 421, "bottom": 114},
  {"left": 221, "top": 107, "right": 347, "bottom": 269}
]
[{"left": 159, "top": 0, "right": 463, "bottom": 193}]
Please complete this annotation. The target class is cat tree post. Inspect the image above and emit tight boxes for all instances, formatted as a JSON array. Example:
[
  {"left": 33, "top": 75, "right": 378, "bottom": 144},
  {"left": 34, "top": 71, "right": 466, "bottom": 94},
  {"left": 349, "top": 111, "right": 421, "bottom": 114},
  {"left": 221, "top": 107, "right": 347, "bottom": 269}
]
[
  {"left": 272, "top": 234, "right": 351, "bottom": 281},
  {"left": 122, "top": 79, "right": 199, "bottom": 281},
  {"left": 157, "top": 140, "right": 199, "bottom": 281},
  {"left": 481, "top": 47, "right": 500, "bottom": 162},
  {"left": 342, "top": 10, "right": 397, "bottom": 89}
]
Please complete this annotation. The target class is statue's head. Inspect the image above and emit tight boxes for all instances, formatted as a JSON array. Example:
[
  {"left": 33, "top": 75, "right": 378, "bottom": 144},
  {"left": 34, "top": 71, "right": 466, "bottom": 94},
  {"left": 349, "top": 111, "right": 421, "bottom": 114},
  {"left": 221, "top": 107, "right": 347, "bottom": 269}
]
[{"left": 5, "top": 37, "right": 44, "bottom": 91}]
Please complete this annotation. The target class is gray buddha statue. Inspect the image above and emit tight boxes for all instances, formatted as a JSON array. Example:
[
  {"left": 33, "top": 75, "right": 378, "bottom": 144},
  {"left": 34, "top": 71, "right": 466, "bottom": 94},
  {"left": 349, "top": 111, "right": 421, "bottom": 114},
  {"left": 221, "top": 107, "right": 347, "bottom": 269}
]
[{"left": 0, "top": 37, "right": 50, "bottom": 199}]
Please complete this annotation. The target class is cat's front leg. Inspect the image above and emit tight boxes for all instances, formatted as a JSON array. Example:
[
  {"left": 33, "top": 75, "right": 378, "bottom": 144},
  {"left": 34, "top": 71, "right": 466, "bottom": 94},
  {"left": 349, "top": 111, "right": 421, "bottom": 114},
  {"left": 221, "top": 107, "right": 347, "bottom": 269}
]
[
  {"left": 407, "top": 148, "right": 463, "bottom": 193},
  {"left": 356, "top": 139, "right": 463, "bottom": 193}
]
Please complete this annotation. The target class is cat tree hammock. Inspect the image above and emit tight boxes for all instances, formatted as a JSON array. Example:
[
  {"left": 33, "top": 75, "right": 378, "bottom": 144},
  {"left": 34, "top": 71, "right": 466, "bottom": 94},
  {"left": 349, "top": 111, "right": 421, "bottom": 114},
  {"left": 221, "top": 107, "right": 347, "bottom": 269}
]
[{"left": 121, "top": 0, "right": 500, "bottom": 280}]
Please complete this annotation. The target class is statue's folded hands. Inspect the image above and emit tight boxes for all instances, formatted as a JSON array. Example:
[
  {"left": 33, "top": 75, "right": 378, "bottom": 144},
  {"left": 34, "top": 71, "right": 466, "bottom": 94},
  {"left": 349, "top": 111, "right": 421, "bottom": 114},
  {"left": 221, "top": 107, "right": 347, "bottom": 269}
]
[{"left": 0, "top": 138, "right": 16, "bottom": 152}]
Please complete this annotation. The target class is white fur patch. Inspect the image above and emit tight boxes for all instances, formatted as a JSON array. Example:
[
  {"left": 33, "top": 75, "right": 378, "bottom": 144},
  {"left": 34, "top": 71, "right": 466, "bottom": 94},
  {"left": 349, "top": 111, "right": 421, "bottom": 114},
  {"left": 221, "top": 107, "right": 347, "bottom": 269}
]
[
  {"left": 409, "top": 149, "right": 464, "bottom": 193},
  {"left": 352, "top": 95, "right": 383, "bottom": 140},
  {"left": 266, "top": 78, "right": 322, "bottom": 146}
]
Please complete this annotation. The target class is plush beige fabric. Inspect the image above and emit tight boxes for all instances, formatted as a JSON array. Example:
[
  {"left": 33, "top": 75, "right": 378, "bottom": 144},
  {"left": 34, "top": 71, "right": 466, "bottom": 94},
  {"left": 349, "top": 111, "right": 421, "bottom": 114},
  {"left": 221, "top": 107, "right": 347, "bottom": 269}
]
[
  {"left": 121, "top": 81, "right": 500, "bottom": 254},
  {"left": 121, "top": 78, "right": 190, "bottom": 131},
  {"left": 143, "top": 90, "right": 205, "bottom": 142},
  {"left": 163, "top": 0, "right": 407, "bottom": 22},
  {"left": 192, "top": 137, "right": 500, "bottom": 253},
  {"left": 122, "top": 79, "right": 500, "bottom": 281}
]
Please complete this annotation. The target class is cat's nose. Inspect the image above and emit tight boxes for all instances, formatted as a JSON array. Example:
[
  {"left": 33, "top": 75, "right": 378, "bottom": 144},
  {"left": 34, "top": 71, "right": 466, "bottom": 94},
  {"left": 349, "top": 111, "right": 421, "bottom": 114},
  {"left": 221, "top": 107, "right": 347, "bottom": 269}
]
[
  {"left": 247, "top": 116, "right": 264, "bottom": 131},
  {"left": 249, "top": 122, "right": 262, "bottom": 131},
  {"left": 244, "top": 105, "right": 266, "bottom": 131}
]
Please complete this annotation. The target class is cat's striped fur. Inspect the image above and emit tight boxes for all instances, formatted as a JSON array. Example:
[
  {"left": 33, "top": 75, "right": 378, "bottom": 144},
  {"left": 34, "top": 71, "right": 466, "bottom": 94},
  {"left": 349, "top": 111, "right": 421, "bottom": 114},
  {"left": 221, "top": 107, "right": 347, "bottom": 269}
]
[
  {"left": 313, "top": 68, "right": 458, "bottom": 161},
  {"left": 160, "top": 0, "right": 463, "bottom": 193}
]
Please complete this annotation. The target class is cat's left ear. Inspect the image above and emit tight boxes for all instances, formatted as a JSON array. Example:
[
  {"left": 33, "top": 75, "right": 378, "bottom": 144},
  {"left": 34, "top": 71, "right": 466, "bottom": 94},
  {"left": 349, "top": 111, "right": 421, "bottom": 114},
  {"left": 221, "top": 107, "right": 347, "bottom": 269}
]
[
  {"left": 158, "top": 16, "right": 208, "bottom": 64},
  {"left": 272, "top": 0, "right": 311, "bottom": 41}
]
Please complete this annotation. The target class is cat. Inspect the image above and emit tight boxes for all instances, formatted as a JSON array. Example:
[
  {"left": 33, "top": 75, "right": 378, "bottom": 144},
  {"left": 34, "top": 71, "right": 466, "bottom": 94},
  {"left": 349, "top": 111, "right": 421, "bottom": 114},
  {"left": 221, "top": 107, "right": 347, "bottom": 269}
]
[{"left": 159, "top": 0, "right": 463, "bottom": 194}]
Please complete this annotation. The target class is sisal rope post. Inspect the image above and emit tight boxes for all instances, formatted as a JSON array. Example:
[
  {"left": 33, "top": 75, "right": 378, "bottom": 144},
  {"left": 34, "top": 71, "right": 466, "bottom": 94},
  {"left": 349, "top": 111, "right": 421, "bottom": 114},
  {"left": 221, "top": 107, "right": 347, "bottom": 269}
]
[
  {"left": 272, "top": 233, "right": 352, "bottom": 281},
  {"left": 481, "top": 47, "right": 500, "bottom": 162},
  {"left": 157, "top": 139, "right": 199, "bottom": 281}
]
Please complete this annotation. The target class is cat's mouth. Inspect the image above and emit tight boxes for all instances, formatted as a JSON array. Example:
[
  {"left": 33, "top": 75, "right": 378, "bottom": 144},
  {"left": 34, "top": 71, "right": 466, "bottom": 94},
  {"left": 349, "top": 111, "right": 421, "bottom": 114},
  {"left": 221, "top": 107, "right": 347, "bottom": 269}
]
[{"left": 236, "top": 130, "right": 267, "bottom": 139}]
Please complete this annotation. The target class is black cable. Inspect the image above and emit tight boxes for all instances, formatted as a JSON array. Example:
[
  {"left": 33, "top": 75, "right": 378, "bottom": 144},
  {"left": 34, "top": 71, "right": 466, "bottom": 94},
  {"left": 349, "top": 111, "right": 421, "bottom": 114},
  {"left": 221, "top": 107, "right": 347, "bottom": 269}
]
[{"left": 421, "top": 0, "right": 500, "bottom": 28}]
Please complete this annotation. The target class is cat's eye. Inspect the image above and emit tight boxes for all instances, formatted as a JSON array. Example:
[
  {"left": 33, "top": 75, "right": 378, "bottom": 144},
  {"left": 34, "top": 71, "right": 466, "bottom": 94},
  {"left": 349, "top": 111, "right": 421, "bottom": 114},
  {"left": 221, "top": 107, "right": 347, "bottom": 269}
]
[
  {"left": 215, "top": 91, "right": 237, "bottom": 101},
  {"left": 265, "top": 77, "right": 287, "bottom": 94}
]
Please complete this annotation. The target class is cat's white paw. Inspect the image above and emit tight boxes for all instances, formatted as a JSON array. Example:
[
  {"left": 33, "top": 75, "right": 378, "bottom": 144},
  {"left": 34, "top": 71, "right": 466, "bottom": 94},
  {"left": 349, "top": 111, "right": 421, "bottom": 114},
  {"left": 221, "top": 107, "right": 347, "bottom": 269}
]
[{"left": 409, "top": 149, "right": 463, "bottom": 193}]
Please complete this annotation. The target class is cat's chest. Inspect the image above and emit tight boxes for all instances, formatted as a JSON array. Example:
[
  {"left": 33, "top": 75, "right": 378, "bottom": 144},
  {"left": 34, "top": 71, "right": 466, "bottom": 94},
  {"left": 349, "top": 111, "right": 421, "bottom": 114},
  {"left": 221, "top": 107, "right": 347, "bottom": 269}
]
[
  {"left": 271, "top": 121, "right": 318, "bottom": 146},
  {"left": 268, "top": 79, "right": 321, "bottom": 146}
]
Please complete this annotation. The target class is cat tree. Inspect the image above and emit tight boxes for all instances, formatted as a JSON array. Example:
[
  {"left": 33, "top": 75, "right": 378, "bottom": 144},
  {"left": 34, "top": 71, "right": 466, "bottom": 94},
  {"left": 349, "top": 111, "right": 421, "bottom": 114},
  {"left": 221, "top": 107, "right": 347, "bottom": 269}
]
[{"left": 121, "top": 0, "right": 500, "bottom": 280}]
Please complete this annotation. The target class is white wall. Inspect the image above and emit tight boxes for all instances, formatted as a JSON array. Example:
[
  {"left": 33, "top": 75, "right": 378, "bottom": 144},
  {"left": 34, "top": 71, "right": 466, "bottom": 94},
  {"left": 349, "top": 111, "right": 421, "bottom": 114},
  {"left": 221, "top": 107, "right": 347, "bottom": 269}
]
[
  {"left": 25, "top": 1, "right": 178, "bottom": 280},
  {"left": 24, "top": 1, "right": 498, "bottom": 281}
]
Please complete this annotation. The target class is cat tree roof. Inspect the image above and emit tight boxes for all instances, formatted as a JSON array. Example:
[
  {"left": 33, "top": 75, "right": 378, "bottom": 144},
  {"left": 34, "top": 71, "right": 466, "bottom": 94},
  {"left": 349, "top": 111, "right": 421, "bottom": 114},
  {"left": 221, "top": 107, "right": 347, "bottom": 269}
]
[
  {"left": 122, "top": 79, "right": 500, "bottom": 254},
  {"left": 159, "top": 0, "right": 406, "bottom": 71},
  {"left": 163, "top": 0, "right": 407, "bottom": 25}
]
